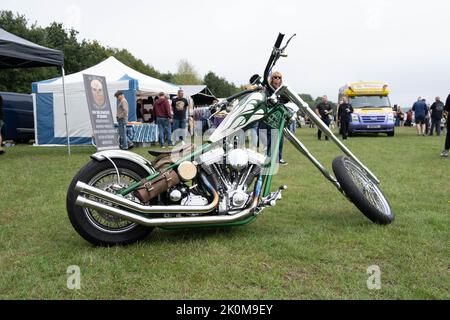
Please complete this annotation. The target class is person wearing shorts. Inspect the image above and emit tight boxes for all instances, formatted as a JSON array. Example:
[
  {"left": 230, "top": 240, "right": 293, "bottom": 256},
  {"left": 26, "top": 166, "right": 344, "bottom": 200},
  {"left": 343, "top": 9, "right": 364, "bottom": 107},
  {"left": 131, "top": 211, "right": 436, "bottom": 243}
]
[{"left": 412, "top": 97, "right": 429, "bottom": 136}]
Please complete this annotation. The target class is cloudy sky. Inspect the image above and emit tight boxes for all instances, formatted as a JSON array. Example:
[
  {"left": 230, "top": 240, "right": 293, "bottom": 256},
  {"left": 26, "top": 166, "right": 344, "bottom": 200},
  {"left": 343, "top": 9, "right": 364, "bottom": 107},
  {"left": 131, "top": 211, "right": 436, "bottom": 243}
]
[{"left": 2, "top": 0, "right": 449, "bottom": 107}]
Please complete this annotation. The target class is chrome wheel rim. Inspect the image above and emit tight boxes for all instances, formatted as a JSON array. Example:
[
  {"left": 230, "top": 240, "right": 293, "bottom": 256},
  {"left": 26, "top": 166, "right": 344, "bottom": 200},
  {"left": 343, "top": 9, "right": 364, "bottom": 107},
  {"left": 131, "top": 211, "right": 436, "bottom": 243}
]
[
  {"left": 84, "top": 168, "right": 141, "bottom": 233},
  {"left": 343, "top": 158, "right": 391, "bottom": 217}
]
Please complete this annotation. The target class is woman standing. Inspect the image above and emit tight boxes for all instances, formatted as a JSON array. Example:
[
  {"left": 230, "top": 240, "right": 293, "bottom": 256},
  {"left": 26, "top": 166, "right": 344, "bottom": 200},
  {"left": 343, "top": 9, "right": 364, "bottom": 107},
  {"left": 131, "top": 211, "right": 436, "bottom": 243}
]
[{"left": 258, "top": 71, "right": 288, "bottom": 165}]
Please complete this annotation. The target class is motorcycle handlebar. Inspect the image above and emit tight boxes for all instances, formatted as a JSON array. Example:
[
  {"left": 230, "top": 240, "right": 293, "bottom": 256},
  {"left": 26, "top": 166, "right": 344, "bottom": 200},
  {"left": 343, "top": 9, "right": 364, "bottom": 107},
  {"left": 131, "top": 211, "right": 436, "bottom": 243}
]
[
  {"left": 263, "top": 33, "right": 285, "bottom": 88},
  {"left": 274, "top": 33, "right": 285, "bottom": 49}
]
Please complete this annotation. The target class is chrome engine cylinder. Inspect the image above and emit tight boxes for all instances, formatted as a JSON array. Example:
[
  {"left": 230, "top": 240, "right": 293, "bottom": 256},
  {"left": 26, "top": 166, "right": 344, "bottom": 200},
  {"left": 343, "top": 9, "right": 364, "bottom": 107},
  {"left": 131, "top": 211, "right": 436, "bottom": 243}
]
[{"left": 226, "top": 149, "right": 249, "bottom": 171}]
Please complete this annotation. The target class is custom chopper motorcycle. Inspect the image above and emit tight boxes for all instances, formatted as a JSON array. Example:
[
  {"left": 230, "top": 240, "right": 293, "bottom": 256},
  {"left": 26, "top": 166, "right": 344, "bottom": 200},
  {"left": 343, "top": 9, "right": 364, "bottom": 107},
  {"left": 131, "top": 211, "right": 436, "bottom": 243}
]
[{"left": 67, "top": 33, "right": 394, "bottom": 246}]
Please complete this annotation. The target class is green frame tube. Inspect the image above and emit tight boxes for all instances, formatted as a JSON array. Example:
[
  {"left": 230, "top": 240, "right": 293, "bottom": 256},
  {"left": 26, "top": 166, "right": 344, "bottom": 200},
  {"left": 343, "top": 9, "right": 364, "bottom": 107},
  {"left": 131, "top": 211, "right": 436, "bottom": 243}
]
[{"left": 262, "top": 116, "right": 286, "bottom": 197}]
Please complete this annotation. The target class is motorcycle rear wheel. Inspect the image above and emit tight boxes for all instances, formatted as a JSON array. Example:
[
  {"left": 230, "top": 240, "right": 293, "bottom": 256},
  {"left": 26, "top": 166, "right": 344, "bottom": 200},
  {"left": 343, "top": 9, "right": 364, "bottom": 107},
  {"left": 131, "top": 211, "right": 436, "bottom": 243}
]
[
  {"left": 67, "top": 159, "right": 154, "bottom": 246},
  {"left": 332, "top": 156, "right": 394, "bottom": 225}
]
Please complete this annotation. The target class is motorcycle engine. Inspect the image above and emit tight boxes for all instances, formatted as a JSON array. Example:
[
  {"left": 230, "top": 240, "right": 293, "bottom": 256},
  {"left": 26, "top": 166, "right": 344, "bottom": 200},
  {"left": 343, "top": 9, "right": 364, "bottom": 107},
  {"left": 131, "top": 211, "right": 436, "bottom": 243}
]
[{"left": 198, "top": 147, "right": 266, "bottom": 214}]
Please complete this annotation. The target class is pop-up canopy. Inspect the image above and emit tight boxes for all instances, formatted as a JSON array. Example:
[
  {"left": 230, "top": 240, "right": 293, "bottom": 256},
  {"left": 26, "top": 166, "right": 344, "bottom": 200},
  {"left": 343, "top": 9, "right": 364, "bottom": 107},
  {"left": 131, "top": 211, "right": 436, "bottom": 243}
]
[
  {"left": 179, "top": 85, "right": 217, "bottom": 106},
  {"left": 0, "top": 27, "right": 64, "bottom": 68}
]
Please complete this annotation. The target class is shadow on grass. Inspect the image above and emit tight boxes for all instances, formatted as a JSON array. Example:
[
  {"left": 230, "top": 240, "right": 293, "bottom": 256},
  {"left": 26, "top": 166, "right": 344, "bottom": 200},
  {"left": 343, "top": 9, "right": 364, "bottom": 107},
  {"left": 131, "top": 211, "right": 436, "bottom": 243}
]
[
  {"left": 349, "top": 133, "right": 392, "bottom": 138},
  {"left": 68, "top": 225, "right": 251, "bottom": 248},
  {"left": 147, "top": 225, "right": 247, "bottom": 242},
  {"left": 286, "top": 207, "right": 388, "bottom": 236},
  {"left": 138, "top": 209, "right": 378, "bottom": 245},
  {"left": 66, "top": 205, "right": 387, "bottom": 248}
]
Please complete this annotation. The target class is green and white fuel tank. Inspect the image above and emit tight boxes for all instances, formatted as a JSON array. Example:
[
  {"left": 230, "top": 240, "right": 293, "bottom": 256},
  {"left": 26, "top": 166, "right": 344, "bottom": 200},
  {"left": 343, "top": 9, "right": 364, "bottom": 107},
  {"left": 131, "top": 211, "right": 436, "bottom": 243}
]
[{"left": 208, "top": 91, "right": 267, "bottom": 143}]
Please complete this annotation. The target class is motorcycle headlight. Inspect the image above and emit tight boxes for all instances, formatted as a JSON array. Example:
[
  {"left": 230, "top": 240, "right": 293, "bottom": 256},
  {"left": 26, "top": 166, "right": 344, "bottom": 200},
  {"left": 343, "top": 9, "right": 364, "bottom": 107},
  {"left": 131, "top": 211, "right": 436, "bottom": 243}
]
[{"left": 351, "top": 114, "right": 359, "bottom": 122}]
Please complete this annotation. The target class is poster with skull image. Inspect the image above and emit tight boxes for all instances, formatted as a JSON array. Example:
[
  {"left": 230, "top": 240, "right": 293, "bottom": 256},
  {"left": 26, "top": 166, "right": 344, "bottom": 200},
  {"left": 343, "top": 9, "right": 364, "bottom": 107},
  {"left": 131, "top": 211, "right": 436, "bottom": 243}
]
[{"left": 83, "top": 74, "right": 119, "bottom": 150}]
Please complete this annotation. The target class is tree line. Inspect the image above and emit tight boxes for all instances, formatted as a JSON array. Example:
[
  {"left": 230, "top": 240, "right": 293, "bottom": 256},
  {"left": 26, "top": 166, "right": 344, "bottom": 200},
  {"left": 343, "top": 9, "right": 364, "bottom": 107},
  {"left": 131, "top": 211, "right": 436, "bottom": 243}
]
[
  {"left": 0, "top": 10, "right": 241, "bottom": 97},
  {"left": 0, "top": 10, "right": 334, "bottom": 106}
]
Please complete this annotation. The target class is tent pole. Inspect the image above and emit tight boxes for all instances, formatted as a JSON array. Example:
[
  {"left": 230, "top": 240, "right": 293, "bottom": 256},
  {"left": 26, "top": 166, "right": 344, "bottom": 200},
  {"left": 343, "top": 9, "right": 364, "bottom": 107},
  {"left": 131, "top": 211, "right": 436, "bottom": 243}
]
[{"left": 61, "top": 66, "right": 71, "bottom": 155}]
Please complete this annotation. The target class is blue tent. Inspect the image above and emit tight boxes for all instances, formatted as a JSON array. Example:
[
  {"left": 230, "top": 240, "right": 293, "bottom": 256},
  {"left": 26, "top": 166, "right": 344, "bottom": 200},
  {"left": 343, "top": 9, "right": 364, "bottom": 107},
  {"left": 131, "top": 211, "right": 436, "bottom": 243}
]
[{"left": 32, "top": 56, "right": 179, "bottom": 145}]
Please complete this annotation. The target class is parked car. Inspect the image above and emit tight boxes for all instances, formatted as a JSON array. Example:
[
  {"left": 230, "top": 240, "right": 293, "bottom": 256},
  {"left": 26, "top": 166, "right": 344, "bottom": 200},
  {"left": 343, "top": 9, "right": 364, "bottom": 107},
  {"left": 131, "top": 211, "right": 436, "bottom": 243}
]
[{"left": 0, "top": 92, "right": 34, "bottom": 143}]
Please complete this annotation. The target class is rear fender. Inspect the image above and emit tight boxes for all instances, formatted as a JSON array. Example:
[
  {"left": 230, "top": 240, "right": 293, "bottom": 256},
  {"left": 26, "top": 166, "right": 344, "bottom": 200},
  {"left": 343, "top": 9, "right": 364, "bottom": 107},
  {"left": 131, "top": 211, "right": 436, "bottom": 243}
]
[{"left": 90, "top": 150, "right": 156, "bottom": 175}]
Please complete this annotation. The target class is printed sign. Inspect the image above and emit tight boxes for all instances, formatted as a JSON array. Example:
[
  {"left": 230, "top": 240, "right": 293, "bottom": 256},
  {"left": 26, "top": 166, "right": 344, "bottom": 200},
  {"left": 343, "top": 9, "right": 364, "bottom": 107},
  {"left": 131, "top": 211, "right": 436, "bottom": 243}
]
[{"left": 83, "top": 74, "right": 119, "bottom": 151}]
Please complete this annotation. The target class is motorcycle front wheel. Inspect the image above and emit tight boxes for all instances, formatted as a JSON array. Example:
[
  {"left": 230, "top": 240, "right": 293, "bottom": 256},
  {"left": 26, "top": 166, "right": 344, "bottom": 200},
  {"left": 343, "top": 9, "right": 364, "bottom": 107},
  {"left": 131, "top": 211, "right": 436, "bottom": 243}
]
[
  {"left": 332, "top": 156, "right": 394, "bottom": 225},
  {"left": 67, "top": 159, "right": 154, "bottom": 246}
]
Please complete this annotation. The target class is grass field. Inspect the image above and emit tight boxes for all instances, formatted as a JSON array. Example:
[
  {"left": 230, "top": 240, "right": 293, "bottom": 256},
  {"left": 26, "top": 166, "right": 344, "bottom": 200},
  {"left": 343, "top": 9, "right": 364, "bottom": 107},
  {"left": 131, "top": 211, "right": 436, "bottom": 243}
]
[{"left": 0, "top": 127, "right": 449, "bottom": 299}]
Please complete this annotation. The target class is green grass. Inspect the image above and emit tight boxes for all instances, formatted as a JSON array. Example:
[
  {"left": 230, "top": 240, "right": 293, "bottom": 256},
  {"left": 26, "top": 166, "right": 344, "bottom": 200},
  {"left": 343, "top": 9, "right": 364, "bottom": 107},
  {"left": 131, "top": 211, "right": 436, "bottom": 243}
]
[{"left": 0, "top": 127, "right": 449, "bottom": 299}]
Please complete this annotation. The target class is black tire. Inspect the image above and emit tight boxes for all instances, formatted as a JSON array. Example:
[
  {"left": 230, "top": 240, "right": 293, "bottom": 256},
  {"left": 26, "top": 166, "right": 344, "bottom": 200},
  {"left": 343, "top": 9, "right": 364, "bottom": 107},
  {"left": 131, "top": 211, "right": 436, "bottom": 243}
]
[
  {"left": 332, "top": 156, "right": 394, "bottom": 225},
  {"left": 67, "top": 159, "right": 154, "bottom": 246},
  {"left": 387, "top": 131, "right": 395, "bottom": 137}
]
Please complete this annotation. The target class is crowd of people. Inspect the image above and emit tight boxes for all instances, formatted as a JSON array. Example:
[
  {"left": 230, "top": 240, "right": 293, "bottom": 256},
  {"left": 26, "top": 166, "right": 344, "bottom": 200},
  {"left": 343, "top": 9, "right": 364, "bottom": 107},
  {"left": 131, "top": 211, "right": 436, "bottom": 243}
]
[
  {"left": 305, "top": 93, "right": 450, "bottom": 158},
  {"left": 1, "top": 77, "right": 448, "bottom": 160},
  {"left": 392, "top": 96, "right": 448, "bottom": 134},
  {"left": 114, "top": 89, "right": 192, "bottom": 150},
  {"left": 312, "top": 95, "right": 354, "bottom": 141},
  {"left": 112, "top": 78, "right": 450, "bottom": 160},
  {"left": 394, "top": 95, "right": 449, "bottom": 157},
  {"left": 409, "top": 96, "right": 447, "bottom": 137}
]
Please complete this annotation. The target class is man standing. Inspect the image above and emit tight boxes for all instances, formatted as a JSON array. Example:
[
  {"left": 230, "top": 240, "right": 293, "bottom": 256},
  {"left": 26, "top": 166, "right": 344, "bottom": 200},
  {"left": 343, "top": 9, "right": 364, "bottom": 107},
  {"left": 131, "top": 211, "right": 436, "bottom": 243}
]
[
  {"left": 441, "top": 94, "right": 450, "bottom": 157},
  {"left": 0, "top": 95, "right": 4, "bottom": 155},
  {"left": 315, "top": 95, "right": 333, "bottom": 140},
  {"left": 423, "top": 99, "right": 431, "bottom": 135},
  {"left": 338, "top": 96, "right": 354, "bottom": 140},
  {"left": 412, "top": 97, "right": 428, "bottom": 136},
  {"left": 171, "top": 89, "right": 189, "bottom": 144},
  {"left": 115, "top": 91, "right": 133, "bottom": 150},
  {"left": 429, "top": 97, "right": 444, "bottom": 136},
  {"left": 154, "top": 92, "right": 173, "bottom": 148}
]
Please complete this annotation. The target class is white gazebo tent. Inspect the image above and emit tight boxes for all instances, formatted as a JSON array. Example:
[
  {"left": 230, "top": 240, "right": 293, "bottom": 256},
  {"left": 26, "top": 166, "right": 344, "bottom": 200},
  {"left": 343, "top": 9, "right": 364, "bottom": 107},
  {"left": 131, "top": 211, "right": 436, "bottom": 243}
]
[{"left": 32, "top": 56, "right": 179, "bottom": 146}]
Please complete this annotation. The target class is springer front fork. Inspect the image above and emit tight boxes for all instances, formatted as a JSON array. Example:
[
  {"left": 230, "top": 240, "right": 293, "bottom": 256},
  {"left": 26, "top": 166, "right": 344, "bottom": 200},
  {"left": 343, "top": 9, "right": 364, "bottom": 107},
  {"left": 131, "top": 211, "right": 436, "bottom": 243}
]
[
  {"left": 282, "top": 128, "right": 343, "bottom": 192},
  {"left": 268, "top": 85, "right": 381, "bottom": 197}
]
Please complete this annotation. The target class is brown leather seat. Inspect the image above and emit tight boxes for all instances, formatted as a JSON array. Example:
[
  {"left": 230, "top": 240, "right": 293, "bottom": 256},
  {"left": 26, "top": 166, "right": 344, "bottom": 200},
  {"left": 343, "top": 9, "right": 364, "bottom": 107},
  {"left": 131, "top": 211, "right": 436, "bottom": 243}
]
[
  {"left": 147, "top": 144, "right": 195, "bottom": 157},
  {"left": 148, "top": 149, "right": 172, "bottom": 157}
]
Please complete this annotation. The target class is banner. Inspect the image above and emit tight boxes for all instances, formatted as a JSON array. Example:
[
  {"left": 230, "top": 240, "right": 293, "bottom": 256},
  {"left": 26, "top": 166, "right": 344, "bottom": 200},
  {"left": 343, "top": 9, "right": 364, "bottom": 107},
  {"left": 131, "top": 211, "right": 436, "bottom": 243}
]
[{"left": 83, "top": 74, "right": 119, "bottom": 151}]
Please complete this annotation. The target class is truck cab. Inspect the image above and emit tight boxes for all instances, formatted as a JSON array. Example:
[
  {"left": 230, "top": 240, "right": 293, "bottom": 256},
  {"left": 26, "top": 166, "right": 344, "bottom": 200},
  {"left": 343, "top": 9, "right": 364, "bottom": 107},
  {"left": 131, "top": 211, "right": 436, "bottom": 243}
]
[{"left": 339, "top": 82, "right": 395, "bottom": 136}]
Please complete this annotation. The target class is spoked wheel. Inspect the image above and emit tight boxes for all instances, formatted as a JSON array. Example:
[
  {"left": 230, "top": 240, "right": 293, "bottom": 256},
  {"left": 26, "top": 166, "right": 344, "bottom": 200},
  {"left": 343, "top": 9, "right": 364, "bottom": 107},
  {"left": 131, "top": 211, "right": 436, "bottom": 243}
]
[
  {"left": 332, "top": 156, "right": 394, "bottom": 225},
  {"left": 67, "top": 159, "right": 154, "bottom": 246}
]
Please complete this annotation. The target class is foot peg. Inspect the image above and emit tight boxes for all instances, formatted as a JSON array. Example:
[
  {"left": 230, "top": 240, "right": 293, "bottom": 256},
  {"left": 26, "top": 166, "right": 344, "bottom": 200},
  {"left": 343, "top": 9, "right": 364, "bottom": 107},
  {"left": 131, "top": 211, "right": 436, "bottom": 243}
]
[{"left": 261, "top": 185, "right": 287, "bottom": 207}]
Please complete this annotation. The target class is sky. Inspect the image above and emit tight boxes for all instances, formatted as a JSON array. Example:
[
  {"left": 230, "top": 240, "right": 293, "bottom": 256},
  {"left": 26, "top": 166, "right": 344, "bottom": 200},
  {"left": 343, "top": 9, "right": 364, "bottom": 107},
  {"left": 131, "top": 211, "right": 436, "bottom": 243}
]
[{"left": 1, "top": 0, "right": 450, "bottom": 107}]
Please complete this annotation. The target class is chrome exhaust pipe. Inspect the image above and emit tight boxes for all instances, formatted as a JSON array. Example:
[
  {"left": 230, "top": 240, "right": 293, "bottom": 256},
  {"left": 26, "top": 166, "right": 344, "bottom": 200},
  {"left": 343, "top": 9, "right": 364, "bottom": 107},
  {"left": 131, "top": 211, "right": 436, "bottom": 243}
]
[
  {"left": 74, "top": 176, "right": 263, "bottom": 227},
  {"left": 75, "top": 173, "right": 219, "bottom": 214},
  {"left": 75, "top": 196, "right": 258, "bottom": 227}
]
